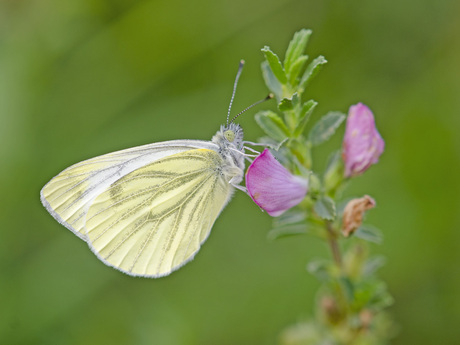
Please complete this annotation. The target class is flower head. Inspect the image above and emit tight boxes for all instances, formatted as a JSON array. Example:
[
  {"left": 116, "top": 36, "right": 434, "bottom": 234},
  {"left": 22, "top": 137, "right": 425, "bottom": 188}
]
[
  {"left": 245, "top": 149, "right": 308, "bottom": 217},
  {"left": 342, "top": 103, "right": 384, "bottom": 177}
]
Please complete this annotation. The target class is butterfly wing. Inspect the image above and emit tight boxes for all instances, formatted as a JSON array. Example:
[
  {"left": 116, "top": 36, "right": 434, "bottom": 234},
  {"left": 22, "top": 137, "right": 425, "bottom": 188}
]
[
  {"left": 84, "top": 148, "right": 232, "bottom": 277},
  {"left": 40, "top": 140, "right": 220, "bottom": 240}
]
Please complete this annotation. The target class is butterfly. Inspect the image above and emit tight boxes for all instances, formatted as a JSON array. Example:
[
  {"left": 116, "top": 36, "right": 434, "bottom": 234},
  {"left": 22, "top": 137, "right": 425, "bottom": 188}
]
[{"left": 40, "top": 61, "right": 269, "bottom": 278}]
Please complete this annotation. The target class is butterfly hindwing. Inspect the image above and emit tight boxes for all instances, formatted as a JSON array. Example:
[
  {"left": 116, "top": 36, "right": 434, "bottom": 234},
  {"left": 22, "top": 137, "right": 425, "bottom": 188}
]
[{"left": 83, "top": 149, "right": 232, "bottom": 277}]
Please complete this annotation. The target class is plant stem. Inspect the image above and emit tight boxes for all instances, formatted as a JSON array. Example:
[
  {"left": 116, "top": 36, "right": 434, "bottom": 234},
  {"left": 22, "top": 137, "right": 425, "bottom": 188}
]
[{"left": 326, "top": 221, "right": 342, "bottom": 268}]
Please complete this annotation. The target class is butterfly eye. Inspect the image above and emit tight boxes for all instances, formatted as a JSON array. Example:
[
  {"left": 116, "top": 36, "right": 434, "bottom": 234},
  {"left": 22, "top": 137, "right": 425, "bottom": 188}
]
[{"left": 224, "top": 130, "right": 235, "bottom": 142}]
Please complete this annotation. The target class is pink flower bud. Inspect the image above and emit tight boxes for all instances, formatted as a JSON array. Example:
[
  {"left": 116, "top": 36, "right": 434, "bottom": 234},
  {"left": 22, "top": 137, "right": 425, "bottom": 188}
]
[
  {"left": 342, "top": 103, "right": 384, "bottom": 177},
  {"left": 245, "top": 149, "right": 308, "bottom": 217}
]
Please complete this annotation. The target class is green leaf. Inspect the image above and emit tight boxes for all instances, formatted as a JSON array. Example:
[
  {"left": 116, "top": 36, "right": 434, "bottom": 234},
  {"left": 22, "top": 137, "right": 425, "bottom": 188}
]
[
  {"left": 284, "top": 29, "right": 312, "bottom": 76},
  {"left": 308, "top": 111, "right": 345, "bottom": 146},
  {"left": 291, "top": 92, "right": 300, "bottom": 107},
  {"left": 314, "top": 196, "right": 336, "bottom": 220},
  {"left": 355, "top": 225, "right": 383, "bottom": 244},
  {"left": 288, "top": 55, "right": 309, "bottom": 86},
  {"left": 339, "top": 276, "right": 355, "bottom": 302},
  {"left": 299, "top": 55, "right": 327, "bottom": 92},
  {"left": 307, "top": 258, "right": 333, "bottom": 281},
  {"left": 363, "top": 256, "right": 387, "bottom": 276},
  {"left": 323, "top": 151, "right": 345, "bottom": 196},
  {"left": 278, "top": 98, "right": 294, "bottom": 112},
  {"left": 354, "top": 281, "right": 393, "bottom": 311},
  {"left": 273, "top": 209, "right": 306, "bottom": 227},
  {"left": 267, "top": 224, "right": 308, "bottom": 241},
  {"left": 261, "top": 61, "right": 283, "bottom": 100},
  {"left": 294, "top": 100, "right": 317, "bottom": 136},
  {"left": 262, "top": 46, "right": 287, "bottom": 84},
  {"left": 254, "top": 110, "right": 290, "bottom": 141},
  {"left": 370, "top": 284, "right": 394, "bottom": 311}
]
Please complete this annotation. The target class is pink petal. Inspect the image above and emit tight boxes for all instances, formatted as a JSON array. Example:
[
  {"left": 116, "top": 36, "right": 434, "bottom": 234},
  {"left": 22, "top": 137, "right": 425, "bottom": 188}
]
[
  {"left": 246, "top": 149, "right": 308, "bottom": 217},
  {"left": 343, "top": 103, "right": 385, "bottom": 177}
]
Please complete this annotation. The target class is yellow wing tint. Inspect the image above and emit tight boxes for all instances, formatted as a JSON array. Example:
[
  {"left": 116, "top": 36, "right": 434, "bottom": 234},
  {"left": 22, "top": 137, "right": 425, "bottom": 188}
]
[
  {"left": 84, "top": 149, "right": 232, "bottom": 277},
  {"left": 40, "top": 141, "right": 215, "bottom": 239}
]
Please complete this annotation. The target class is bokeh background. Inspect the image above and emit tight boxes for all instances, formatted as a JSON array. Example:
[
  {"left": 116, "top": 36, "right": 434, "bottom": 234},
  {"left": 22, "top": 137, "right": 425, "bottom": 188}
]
[{"left": 1, "top": 0, "right": 459, "bottom": 344}]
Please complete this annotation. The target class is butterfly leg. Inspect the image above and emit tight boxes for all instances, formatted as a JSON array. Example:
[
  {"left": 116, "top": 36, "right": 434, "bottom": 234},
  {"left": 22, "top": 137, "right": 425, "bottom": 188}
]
[
  {"left": 242, "top": 146, "right": 260, "bottom": 155},
  {"left": 230, "top": 182, "right": 248, "bottom": 194}
]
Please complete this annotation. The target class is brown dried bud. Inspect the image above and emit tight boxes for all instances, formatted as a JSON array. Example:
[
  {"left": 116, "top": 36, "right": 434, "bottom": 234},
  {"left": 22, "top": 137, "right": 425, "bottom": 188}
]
[
  {"left": 342, "top": 195, "right": 376, "bottom": 237},
  {"left": 359, "top": 309, "right": 374, "bottom": 329},
  {"left": 320, "top": 296, "right": 342, "bottom": 324}
]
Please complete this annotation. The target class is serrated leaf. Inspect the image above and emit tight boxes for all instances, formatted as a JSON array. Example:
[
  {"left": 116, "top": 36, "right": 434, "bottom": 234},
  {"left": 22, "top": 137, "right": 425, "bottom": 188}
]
[
  {"left": 261, "top": 61, "right": 283, "bottom": 100},
  {"left": 255, "top": 110, "right": 290, "bottom": 141},
  {"left": 355, "top": 225, "right": 383, "bottom": 244},
  {"left": 288, "top": 55, "right": 309, "bottom": 86},
  {"left": 262, "top": 46, "right": 287, "bottom": 84},
  {"left": 299, "top": 55, "right": 327, "bottom": 92},
  {"left": 284, "top": 29, "right": 312, "bottom": 76},
  {"left": 294, "top": 100, "right": 317, "bottom": 136},
  {"left": 308, "top": 111, "right": 345, "bottom": 146},
  {"left": 314, "top": 196, "right": 336, "bottom": 220},
  {"left": 267, "top": 224, "right": 308, "bottom": 241},
  {"left": 278, "top": 97, "right": 294, "bottom": 112}
]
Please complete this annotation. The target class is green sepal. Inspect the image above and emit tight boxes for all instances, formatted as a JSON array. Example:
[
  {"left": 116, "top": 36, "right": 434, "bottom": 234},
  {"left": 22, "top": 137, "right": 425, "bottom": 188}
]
[
  {"left": 284, "top": 29, "right": 312, "bottom": 77},
  {"left": 254, "top": 110, "right": 290, "bottom": 141},
  {"left": 354, "top": 225, "right": 383, "bottom": 244},
  {"left": 307, "top": 172, "right": 321, "bottom": 197},
  {"left": 308, "top": 111, "right": 346, "bottom": 146},
  {"left": 299, "top": 55, "right": 327, "bottom": 93},
  {"left": 293, "top": 100, "right": 317, "bottom": 137},
  {"left": 261, "top": 61, "right": 283, "bottom": 100},
  {"left": 314, "top": 196, "right": 336, "bottom": 220},
  {"left": 261, "top": 46, "right": 287, "bottom": 84}
]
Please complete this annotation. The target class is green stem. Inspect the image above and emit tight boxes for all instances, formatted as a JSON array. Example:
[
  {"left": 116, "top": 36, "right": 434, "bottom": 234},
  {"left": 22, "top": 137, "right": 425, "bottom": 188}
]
[{"left": 326, "top": 221, "right": 342, "bottom": 268}]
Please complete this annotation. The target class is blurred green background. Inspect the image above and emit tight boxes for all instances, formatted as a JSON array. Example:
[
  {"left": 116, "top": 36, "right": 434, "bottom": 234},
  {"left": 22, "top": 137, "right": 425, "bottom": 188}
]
[{"left": 1, "top": 0, "right": 459, "bottom": 344}]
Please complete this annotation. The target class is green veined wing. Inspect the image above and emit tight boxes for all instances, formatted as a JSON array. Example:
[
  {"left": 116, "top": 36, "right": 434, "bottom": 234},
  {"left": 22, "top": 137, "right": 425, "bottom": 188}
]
[
  {"left": 84, "top": 149, "right": 233, "bottom": 277},
  {"left": 40, "top": 140, "right": 219, "bottom": 240}
]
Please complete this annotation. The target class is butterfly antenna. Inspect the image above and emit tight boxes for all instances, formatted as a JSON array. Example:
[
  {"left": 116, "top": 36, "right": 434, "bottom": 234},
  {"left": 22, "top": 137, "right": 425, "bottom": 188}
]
[
  {"left": 227, "top": 60, "right": 245, "bottom": 126},
  {"left": 229, "top": 93, "right": 274, "bottom": 124}
]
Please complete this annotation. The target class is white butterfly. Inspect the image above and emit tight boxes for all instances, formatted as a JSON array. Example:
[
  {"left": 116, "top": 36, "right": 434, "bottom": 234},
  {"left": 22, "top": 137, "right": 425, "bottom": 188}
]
[{"left": 40, "top": 61, "right": 266, "bottom": 278}]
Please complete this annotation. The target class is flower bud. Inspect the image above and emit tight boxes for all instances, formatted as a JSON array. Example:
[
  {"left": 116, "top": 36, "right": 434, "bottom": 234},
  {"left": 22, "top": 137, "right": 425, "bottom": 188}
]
[
  {"left": 342, "top": 195, "right": 376, "bottom": 237},
  {"left": 246, "top": 149, "right": 308, "bottom": 217},
  {"left": 342, "top": 103, "right": 384, "bottom": 177}
]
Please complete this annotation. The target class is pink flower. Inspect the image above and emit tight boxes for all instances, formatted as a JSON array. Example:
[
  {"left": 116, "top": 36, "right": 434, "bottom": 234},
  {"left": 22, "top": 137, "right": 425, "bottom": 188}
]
[
  {"left": 342, "top": 103, "right": 384, "bottom": 177},
  {"left": 246, "top": 149, "right": 308, "bottom": 217}
]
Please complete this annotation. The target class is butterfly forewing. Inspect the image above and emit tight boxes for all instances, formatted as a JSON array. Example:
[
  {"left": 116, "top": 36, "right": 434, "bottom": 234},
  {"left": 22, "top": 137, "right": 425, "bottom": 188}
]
[
  {"left": 84, "top": 149, "right": 232, "bottom": 277},
  {"left": 40, "top": 140, "right": 219, "bottom": 240}
]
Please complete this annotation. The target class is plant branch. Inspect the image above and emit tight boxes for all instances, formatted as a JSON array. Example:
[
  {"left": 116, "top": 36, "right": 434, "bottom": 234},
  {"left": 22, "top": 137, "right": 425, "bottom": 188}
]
[{"left": 326, "top": 221, "right": 342, "bottom": 268}]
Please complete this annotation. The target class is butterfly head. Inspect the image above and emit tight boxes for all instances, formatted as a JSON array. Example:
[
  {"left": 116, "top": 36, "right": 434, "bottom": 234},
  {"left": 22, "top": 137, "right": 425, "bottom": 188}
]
[{"left": 213, "top": 123, "right": 244, "bottom": 150}]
